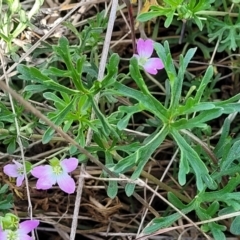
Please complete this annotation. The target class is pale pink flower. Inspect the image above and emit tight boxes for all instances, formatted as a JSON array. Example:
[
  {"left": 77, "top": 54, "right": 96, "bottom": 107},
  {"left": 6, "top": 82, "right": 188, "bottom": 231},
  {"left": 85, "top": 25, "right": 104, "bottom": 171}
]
[
  {"left": 31, "top": 157, "right": 78, "bottom": 194},
  {"left": 3, "top": 160, "right": 24, "bottom": 187},
  {"left": 134, "top": 38, "right": 164, "bottom": 75},
  {"left": 0, "top": 220, "right": 39, "bottom": 240}
]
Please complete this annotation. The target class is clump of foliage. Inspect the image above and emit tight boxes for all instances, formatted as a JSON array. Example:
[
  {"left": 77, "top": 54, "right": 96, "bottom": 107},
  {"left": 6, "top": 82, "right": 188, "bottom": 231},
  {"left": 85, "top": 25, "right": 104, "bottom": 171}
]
[{"left": 1, "top": 0, "right": 240, "bottom": 239}]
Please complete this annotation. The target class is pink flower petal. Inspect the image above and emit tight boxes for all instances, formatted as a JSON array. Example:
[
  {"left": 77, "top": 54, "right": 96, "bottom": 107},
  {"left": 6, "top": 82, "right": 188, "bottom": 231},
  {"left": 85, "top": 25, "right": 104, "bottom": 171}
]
[
  {"left": 19, "top": 220, "right": 39, "bottom": 234},
  {"left": 60, "top": 158, "right": 78, "bottom": 173},
  {"left": 35, "top": 179, "right": 52, "bottom": 190},
  {"left": 57, "top": 173, "right": 76, "bottom": 194},
  {"left": 137, "top": 39, "right": 154, "bottom": 58},
  {"left": 35, "top": 175, "right": 56, "bottom": 190},
  {"left": 13, "top": 160, "right": 23, "bottom": 168},
  {"left": 16, "top": 175, "right": 24, "bottom": 187},
  {"left": 31, "top": 165, "right": 52, "bottom": 178},
  {"left": 0, "top": 227, "right": 7, "bottom": 240},
  {"left": 32, "top": 165, "right": 57, "bottom": 190},
  {"left": 3, "top": 164, "right": 19, "bottom": 177},
  {"left": 18, "top": 235, "right": 32, "bottom": 240},
  {"left": 143, "top": 58, "right": 164, "bottom": 75}
]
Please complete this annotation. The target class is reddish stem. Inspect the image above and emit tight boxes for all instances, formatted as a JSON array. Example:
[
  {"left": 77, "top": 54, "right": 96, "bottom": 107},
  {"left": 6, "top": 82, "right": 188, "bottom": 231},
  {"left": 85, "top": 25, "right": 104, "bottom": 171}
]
[{"left": 123, "top": 0, "right": 136, "bottom": 54}]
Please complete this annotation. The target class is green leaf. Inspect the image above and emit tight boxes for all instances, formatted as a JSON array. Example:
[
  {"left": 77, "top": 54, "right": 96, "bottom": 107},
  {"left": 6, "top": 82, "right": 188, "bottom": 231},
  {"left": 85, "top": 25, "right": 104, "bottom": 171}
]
[
  {"left": 0, "top": 32, "right": 10, "bottom": 42},
  {"left": 53, "top": 37, "right": 86, "bottom": 91},
  {"left": 144, "top": 202, "right": 195, "bottom": 234},
  {"left": 172, "top": 108, "right": 223, "bottom": 130},
  {"left": 230, "top": 216, "right": 240, "bottom": 235},
  {"left": 193, "top": 15, "right": 203, "bottom": 30},
  {"left": 178, "top": 48, "right": 197, "bottom": 81},
  {"left": 177, "top": 101, "right": 215, "bottom": 115},
  {"left": 208, "top": 16, "right": 240, "bottom": 52},
  {"left": 43, "top": 67, "right": 72, "bottom": 78},
  {"left": 117, "top": 127, "right": 169, "bottom": 196},
  {"left": 155, "top": 41, "right": 186, "bottom": 110},
  {"left": 27, "top": 0, "right": 44, "bottom": 19},
  {"left": 165, "top": 13, "right": 174, "bottom": 28},
  {"left": 214, "top": 93, "right": 240, "bottom": 107},
  {"left": 170, "top": 47, "right": 196, "bottom": 110},
  {"left": 107, "top": 180, "right": 118, "bottom": 199},
  {"left": 24, "top": 85, "right": 49, "bottom": 93},
  {"left": 63, "top": 120, "right": 73, "bottom": 132},
  {"left": 210, "top": 222, "right": 226, "bottom": 240},
  {"left": 0, "top": 114, "right": 15, "bottom": 122},
  {"left": 105, "top": 152, "right": 118, "bottom": 199},
  {"left": 192, "top": 0, "right": 212, "bottom": 12},
  {"left": 178, "top": 150, "right": 189, "bottom": 185},
  {"left": 42, "top": 99, "right": 74, "bottom": 143},
  {"left": 93, "top": 134, "right": 106, "bottom": 149},
  {"left": 194, "top": 66, "right": 213, "bottom": 103},
  {"left": 144, "top": 213, "right": 181, "bottom": 234},
  {"left": 199, "top": 175, "right": 240, "bottom": 204},
  {"left": 130, "top": 57, "right": 151, "bottom": 95},
  {"left": 62, "top": 21, "right": 82, "bottom": 41},
  {"left": 171, "top": 129, "right": 216, "bottom": 191},
  {"left": 17, "top": 64, "right": 51, "bottom": 83},
  {"left": 43, "top": 92, "right": 66, "bottom": 107},
  {"left": 113, "top": 82, "right": 168, "bottom": 122},
  {"left": 77, "top": 126, "right": 86, "bottom": 147},
  {"left": 168, "top": 192, "right": 186, "bottom": 209},
  {"left": 105, "top": 151, "right": 113, "bottom": 165},
  {"left": 195, "top": 203, "right": 211, "bottom": 220},
  {"left": 100, "top": 53, "right": 119, "bottom": 86},
  {"left": 214, "top": 118, "right": 231, "bottom": 158},
  {"left": 7, "top": 139, "right": 16, "bottom": 154},
  {"left": 218, "top": 103, "right": 240, "bottom": 114},
  {"left": 117, "top": 104, "right": 143, "bottom": 130},
  {"left": 220, "top": 140, "right": 240, "bottom": 170},
  {"left": 0, "top": 185, "right": 9, "bottom": 194},
  {"left": 0, "top": 201, "right": 13, "bottom": 210},
  {"left": 90, "top": 97, "right": 119, "bottom": 139},
  {"left": 155, "top": 42, "right": 177, "bottom": 85},
  {"left": 115, "top": 126, "right": 168, "bottom": 174},
  {"left": 218, "top": 206, "right": 236, "bottom": 216},
  {"left": 164, "top": 0, "right": 183, "bottom": 7},
  {"left": 137, "top": 11, "right": 165, "bottom": 22},
  {"left": 206, "top": 201, "right": 219, "bottom": 216},
  {"left": 125, "top": 183, "right": 136, "bottom": 197},
  {"left": 17, "top": 65, "right": 79, "bottom": 94},
  {"left": 113, "top": 142, "right": 141, "bottom": 154}
]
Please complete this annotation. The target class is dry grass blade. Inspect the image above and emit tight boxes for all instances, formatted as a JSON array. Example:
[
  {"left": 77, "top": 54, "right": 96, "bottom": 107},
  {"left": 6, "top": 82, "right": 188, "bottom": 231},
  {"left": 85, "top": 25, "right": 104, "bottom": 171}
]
[{"left": 1, "top": 0, "right": 239, "bottom": 239}]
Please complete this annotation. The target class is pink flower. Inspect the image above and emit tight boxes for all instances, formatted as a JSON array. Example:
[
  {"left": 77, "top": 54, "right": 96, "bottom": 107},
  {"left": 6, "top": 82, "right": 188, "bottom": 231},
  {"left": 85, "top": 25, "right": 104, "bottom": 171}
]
[
  {"left": 3, "top": 160, "right": 24, "bottom": 187},
  {"left": 133, "top": 38, "right": 164, "bottom": 75},
  {"left": 0, "top": 220, "right": 39, "bottom": 240},
  {"left": 31, "top": 157, "right": 78, "bottom": 194}
]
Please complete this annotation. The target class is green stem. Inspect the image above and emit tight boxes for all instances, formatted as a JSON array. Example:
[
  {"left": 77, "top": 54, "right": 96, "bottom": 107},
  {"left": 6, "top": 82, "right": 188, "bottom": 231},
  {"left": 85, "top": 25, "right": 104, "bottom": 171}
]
[
  {"left": 0, "top": 129, "right": 68, "bottom": 142},
  {"left": 196, "top": 10, "right": 238, "bottom": 17}
]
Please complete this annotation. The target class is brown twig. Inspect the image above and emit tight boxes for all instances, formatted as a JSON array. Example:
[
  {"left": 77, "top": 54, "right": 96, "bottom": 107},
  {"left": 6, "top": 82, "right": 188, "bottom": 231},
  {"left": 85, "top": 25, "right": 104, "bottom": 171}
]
[{"left": 123, "top": 0, "right": 136, "bottom": 54}]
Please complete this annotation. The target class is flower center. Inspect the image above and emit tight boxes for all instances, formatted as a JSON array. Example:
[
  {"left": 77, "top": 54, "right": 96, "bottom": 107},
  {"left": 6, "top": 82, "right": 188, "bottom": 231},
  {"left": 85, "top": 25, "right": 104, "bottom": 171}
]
[
  {"left": 52, "top": 165, "right": 63, "bottom": 175},
  {"left": 17, "top": 167, "right": 24, "bottom": 175},
  {"left": 139, "top": 57, "right": 148, "bottom": 66},
  {"left": 7, "top": 230, "right": 19, "bottom": 240}
]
